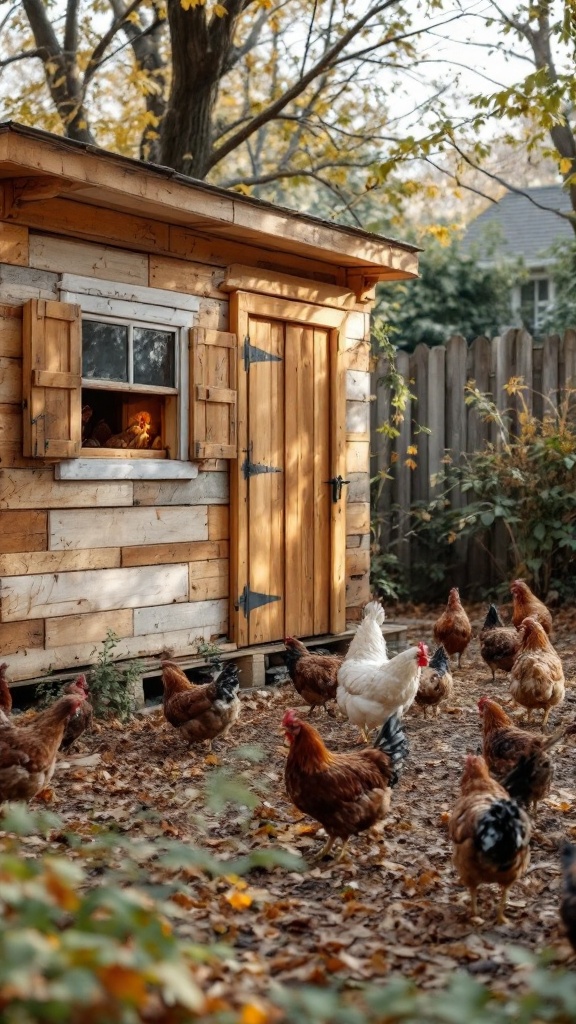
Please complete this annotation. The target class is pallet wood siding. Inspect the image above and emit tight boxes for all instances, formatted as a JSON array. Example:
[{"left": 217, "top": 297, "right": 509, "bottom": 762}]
[
  {"left": 372, "top": 329, "right": 576, "bottom": 595},
  {"left": 0, "top": 220, "right": 373, "bottom": 682}
]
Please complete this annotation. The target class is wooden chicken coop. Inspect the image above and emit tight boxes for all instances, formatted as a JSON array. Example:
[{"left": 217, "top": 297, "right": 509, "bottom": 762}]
[{"left": 0, "top": 122, "right": 419, "bottom": 691}]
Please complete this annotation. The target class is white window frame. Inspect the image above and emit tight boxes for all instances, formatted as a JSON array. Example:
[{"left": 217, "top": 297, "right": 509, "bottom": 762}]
[
  {"left": 56, "top": 274, "right": 200, "bottom": 481},
  {"left": 512, "top": 270, "right": 555, "bottom": 333}
]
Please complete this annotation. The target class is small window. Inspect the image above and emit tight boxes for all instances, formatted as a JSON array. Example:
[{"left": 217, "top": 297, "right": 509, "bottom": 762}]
[
  {"left": 81, "top": 317, "right": 178, "bottom": 457},
  {"left": 519, "top": 276, "right": 552, "bottom": 335}
]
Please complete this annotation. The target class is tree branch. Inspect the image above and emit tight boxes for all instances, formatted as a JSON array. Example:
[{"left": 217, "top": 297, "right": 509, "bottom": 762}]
[{"left": 207, "top": 0, "right": 401, "bottom": 171}]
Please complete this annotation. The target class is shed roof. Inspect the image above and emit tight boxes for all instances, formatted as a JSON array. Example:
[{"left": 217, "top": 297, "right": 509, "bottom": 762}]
[
  {"left": 0, "top": 122, "right": 419, "bottom": 285},
  {"left": 462, "top": 185, "right": 574, "bottom": 266}
]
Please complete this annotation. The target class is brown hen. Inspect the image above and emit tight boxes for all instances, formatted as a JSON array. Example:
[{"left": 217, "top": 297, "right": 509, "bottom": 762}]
[
  {"left": 478, "top": 696, "right": 574, "bottom": 812},
  {"left": 415, "top": 645, "right": 453, "bottom": 717},
  {"left": 284, "top": 637, "right": 342, "bottom": 715},
  {"left": 0, "top": 694, "right": 86, "bottom": 803},
  {"left": 511, "top": 579, "right": 553, "bottom": 635},
  {"left": 283, "top": 709, "right": 408, "bottom": 862},
  {"left": 161, "top": 660, "right": 240, "bottom": 748},
  {"left": 433, "top": 588, "right": 472, "bottom": 666},
  {"left": 449, "top": 754, "right": 531, "bottom": 924},
  {"left": 60, "top": 675, "right": 94, "bottom": 750},
  {"left": 510, "top": 617, "right": 564, "bottom": 727}
]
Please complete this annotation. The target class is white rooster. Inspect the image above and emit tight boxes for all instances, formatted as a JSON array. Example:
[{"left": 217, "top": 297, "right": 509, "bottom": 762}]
[{"left": 337, "top": 600, "right": 429, "bottom": 741}]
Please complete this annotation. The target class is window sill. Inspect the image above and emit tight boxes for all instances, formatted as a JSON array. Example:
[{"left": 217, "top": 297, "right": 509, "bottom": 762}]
[{"left": 55, "top": 458, "right": 200, "bottom": 481}]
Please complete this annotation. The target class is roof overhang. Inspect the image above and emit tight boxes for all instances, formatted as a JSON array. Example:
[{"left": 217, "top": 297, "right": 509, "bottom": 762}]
[{"left": 0, "top": 122, "right": 419, "bottom": 292}]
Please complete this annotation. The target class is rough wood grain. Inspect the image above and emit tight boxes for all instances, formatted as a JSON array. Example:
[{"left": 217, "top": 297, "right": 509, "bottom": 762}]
[
  {"left": 0, "top": 547, "right": 120, "bottom": 576},
  {"left": 1, "top": 564, "right": 189, "bottom": 621},
  {"left": 0, "top": 509, "right": 47, "bottom": 553},
  {"left": 49, "top": 506, "right": 208, "bottom": 550},
  {"left": 0, "top": 469, "right": 133, "bottom": 509},
  {"left": 45, "top": 609, "right": 134, "bottom": 648},
  {"left": 121, "top": 539, "right": 228, "bottom": 568}
]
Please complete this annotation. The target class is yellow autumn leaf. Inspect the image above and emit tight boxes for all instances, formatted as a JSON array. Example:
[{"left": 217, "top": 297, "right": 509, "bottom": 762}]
[
  {"left": 226, "top": 888, "right": 253, "bottom": 910},
  {"left": 241, "top": 1003, "right": 269, "bottom": 1024},
  {"left": 404, "top": 457, "right": 417, "bottom": 470},
  {"left": 406, "top": 444, "right": 418, "bottom": 455},
  {"left": 98, "top": 965, "right": 148, "bottom": 1006},
  {"left": 559, "top": 157, "right": 572, "bottom": 175},
  {"left": 213, "top": 2, "right": 227, "bottom": 14}
]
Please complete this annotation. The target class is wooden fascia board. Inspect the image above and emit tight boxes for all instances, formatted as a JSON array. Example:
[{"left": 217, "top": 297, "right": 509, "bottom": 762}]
[{"left": 0, "top": 131, "right": 419, "bottom": 275}]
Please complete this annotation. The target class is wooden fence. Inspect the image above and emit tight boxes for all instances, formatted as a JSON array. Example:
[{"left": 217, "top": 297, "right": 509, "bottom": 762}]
[{"left": 371, "top": 328, "right": 576, "bottom": 595}]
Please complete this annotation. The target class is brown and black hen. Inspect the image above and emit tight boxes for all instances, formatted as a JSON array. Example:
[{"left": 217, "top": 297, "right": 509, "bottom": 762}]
[
  {"left": 479, "top": 605, "right": 521, "bottom": 681},
  {"left": 284, "top": 636, "right": 342, "bottom": 715},
  {"left": 162, "top": 660, "right": 240, "bottom": 748}
]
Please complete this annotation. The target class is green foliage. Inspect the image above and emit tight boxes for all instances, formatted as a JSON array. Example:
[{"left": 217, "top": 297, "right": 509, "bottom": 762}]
[
  {"left": 411, "top": 381, "right": 576, "bottom": 599},
  {"left": 2, "top": 808, "right": 576, "bottom": 1022},
  {"left": 374, "top": 237, "right": 517, "bottom": 351},
  {"left": 89, "top": 630, "right": 143, "bottom": 721}
]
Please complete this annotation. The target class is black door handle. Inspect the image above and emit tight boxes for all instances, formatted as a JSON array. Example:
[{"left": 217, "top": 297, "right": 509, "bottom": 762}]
[{"left": 325, "top": 475, "right": 350, "bottom": 503}]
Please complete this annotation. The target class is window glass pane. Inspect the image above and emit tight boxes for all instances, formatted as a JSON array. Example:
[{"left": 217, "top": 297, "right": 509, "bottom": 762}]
[
  {"left": 520, "top": 282, "right": 534, "bottom": 305},
  {"left": 133, "top": 328, "right": 175, "bottom": 387},
  {"left": 82, "top": 321, "right": 128, "bottom": 381},
  {"left": 538, "top": 278, "right": 549, "bottom": 301}
]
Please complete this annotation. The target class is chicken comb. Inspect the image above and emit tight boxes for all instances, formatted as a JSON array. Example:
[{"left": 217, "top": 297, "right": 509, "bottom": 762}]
[
  {"left": 282, "top": 709, "right": 299, "bottom": 727},
  {"left": 478, "top": 696, "right": 490, "bottom": 711}
]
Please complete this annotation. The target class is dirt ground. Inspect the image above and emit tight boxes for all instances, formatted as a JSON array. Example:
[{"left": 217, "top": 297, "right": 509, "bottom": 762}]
[{"left": 11, "top": 604, "right": 576, "bottom": 1007}]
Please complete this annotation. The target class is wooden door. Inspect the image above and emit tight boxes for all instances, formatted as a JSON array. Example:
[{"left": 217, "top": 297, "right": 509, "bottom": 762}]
[{"left": 231, "top": 293, "right": 347, "bottom": 647}]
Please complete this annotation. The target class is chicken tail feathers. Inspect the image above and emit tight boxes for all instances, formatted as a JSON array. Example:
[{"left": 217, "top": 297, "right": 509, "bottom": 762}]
[
  {"left": 474, "top": 798, "right": 529, "bottom": 867},
  {"left": 483, "top": 604, "right": 504, "bottom": 630},
  {"left": 502, "top": 751, "right": 547, "bottom": 808},
  {"left": 429, "top": 644, "right": 450, "bottom": 674},
  {"left": 215, "top": 663, "right": 240, "bottom": 703},
  {"left": 561, "top": 841, "right": 576, "bottom": 884},
  {"left": 373, "top": 712, "right": 409, "bottom": 786},
  {"left": 363, "top": 600, "right": 386, "bottom": 626}
]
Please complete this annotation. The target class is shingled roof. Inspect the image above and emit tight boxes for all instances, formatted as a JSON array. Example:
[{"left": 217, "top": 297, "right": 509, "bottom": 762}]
[{"left": 462, "top": 185, "right": 574, "bottom": 266}]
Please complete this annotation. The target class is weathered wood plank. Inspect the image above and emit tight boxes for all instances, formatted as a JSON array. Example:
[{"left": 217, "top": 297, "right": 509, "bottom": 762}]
[
  {"left": 0, "top": 357, "right": 21, "bottom": 404},
  {"left": 0, "top": 547, "right": 121, "bottom": 576},
  {"left": 5, "top": 620, "right": 230, "bottom": 683},
  {"left": 221, "top": 264, "right": 356, "bottom": 309},
  {"left": 29, "top": 234, "right": 149, "bottom": 285},
  {"left": 121, "top": 539, "right": 228, "bottom": 568},
  {"left": 542, "top": 333, "right": 560, "bottom": 408},
  {"left": 0, "top": 469, "right": 133, "bottom": 509},
  {"left": 346, "top": 439, "right": 370, "bottom": 474},
  {"left": 0, "top": 509, "right": 47, "bottom": 553},
  {"left": 45, "top": 609, "right": 134, "bottom": 648},
  {"left": 346, "top": 502, "right": 370, "bottom": 534},
  {"left": 1, "top": 564, "right": 189, "bottom": 621},
  {"left": 49, "top": 506, "right": 208, "bottom": 550},
  {"left": 0, "top": 263, "right": 58, "bottom": 302},
  {"left": 149, "top": 254, "right": 226, "bottom": 299},
  {"left": 345, "top": 574, "right": 371, "bottom": 607},
  {"left": 133, "top": 598, "right": 228, "bottom": 635},
  {"left": 0, "top": 304, "right": 22, "bottom": 358},
  {"left": 347, "top": 472, "right": 370, "bottom": 503},
  {"left": 562, "top": 329, "right": 576, "bottom": 388},
  {"left": 56, "top": 459, "right": 199, "bottom": 481},
  {"left": 343, "top": 341, "right": 371, "bottom": 371},
  {"left": 346, "top": 548, "right": 370, "bottom": 575},
  {"left": 132, "top": 473, "right": 228, "bottom": 506},
  {"left": 0, "top": 618, "right": 44, "bottom": 655},
  {"left": 346, "top": 400, "right": 370, "bottom": 435},
  {"left": 208, "top": 504, "right": 229, "bottom": 540},
  {"left": 0, "top": 224, "right": 28, "bottom": 267}
]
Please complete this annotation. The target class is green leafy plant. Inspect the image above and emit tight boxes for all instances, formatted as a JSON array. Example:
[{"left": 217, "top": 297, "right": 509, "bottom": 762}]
[
  {"left": 411, "top": 380, "right": 576, "bottom": 599},
  {"left": 89, "top": 630, "right": 143, "bottom": 721}
]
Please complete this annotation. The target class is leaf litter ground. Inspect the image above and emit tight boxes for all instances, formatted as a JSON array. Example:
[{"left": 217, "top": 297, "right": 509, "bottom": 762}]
[{"left": 10, "top": 605, "right": 576, "bottom": 1008}]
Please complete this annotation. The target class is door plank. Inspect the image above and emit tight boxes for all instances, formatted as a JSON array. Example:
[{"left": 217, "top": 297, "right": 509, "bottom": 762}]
[
  {"left": 247, "top": 317, "right": 285, "bottom": 643},
  {"left": 313, "top": 327, "right": 331, "bottom": 634}
]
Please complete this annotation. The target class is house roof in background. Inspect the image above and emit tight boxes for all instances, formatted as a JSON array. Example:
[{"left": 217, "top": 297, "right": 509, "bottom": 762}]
[{"left": 462, "top": 185, "right": 574, "bottom": 266}]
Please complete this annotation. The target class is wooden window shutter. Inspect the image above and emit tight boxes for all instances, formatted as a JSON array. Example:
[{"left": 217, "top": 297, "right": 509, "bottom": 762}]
[
  {"left": 190, "top": 327, "right": 238, "bottom": 459},
  {"left": 22, "top": 299, "right": 82, "bottom": 459}
]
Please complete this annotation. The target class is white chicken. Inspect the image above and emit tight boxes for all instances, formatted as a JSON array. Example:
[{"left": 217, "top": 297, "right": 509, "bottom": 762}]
[{"left": 337, "top": 601, "right": 429, "bottom": 741}]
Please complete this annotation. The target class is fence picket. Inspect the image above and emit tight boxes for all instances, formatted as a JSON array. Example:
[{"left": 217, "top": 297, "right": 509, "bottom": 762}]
[{"left": 371, "top": 329, "right": 576, "bottom": 596}]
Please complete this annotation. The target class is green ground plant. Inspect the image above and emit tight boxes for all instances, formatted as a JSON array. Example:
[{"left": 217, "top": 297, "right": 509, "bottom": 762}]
[{"left": 35, "top": 631, "right": 142, "bottom": 721}]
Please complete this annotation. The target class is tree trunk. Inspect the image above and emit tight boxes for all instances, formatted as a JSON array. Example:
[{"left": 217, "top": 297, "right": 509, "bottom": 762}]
[{"left": 160, "top": 0, "right": 245, "bottom": 178}]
